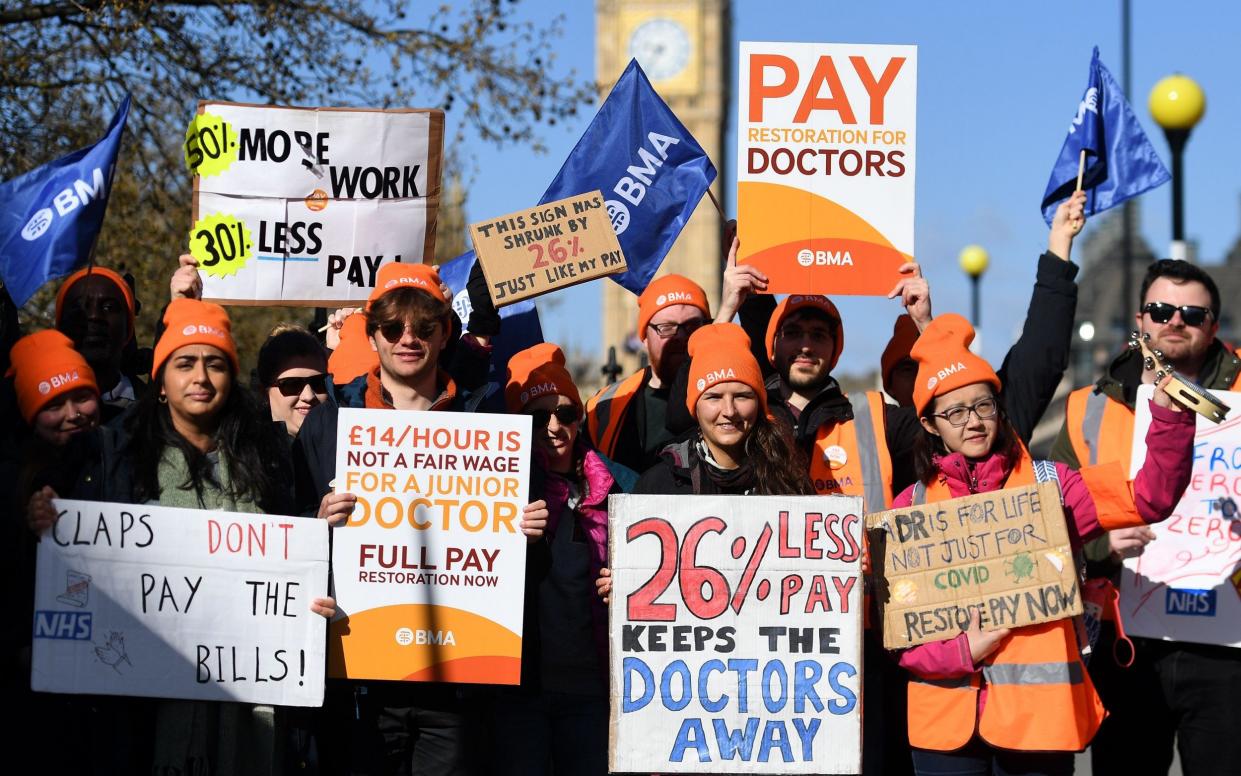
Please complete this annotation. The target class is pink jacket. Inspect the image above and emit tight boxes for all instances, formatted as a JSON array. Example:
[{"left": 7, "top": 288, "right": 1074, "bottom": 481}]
[{"left": 894, "top": 400, "right": 1194, "bottom": 679}]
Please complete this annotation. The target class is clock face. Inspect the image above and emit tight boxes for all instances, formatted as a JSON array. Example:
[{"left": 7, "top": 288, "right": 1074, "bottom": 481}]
[{"left": 627, "top": 18, "right": 691, "bottom": 82}]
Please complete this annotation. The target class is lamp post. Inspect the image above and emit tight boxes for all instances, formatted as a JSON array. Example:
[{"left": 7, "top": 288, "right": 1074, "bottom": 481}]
[
  {"left": 1149, "top": 74, "right": 1206, "bottom": 261},
  {"left": 959, "top": 244, "right": 989, "bottom": 328}
]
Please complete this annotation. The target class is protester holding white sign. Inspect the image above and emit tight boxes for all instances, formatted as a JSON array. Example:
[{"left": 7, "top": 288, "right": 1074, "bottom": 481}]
[
  {"left": 293, "top": 259, "right": 549, "bottom": 775},
  {"left": 888, "top": 313, "right": 1193, "bottom": 775},
  {"left": 22, "top": 299, "right": 335, "bottom": 773}
]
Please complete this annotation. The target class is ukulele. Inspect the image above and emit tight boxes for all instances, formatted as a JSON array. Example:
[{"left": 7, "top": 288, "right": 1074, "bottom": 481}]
[{"left": 1128, "top": 330, "right": 1231, "bottom": 424}]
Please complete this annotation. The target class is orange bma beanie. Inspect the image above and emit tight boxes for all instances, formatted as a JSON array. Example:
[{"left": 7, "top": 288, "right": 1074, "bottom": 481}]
[
  {"left": 368, "top": 262, "right": 447, "bottom": 307},
  {"left": 685, "top": 323, "right": 767, "bottom": 415},
  {"left": 764, "top": 294, "right": 844, "bottom": 369},
  {"left": 7, "top": 330, "right": 98, "bottom": 423},
  {"left": 54, "top": 266, "right": 136, "bottom": 342},
  {"left": 505, "top": 342, "right": 582, "bottom": 413},
  {"left": 636, "top": 274, "right": 710, "bottom": 339},
  {"left": 151, "top": 298, "right": 239, "bottom": 378},
  {"left": 910, "top": 313, "right": 1001, "bottom": 415}
]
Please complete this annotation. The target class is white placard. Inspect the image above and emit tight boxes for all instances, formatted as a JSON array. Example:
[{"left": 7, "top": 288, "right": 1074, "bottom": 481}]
[
  {"left": 609, "top": 494, "right": 863, "bottom": 774},
  {"left": 1122, "top": 386, "right": 1241, "bottom": 646},
  {"left": 330, "top": 408, "right": 531, "bottom": 683},
  {"left": 32, "top": 500, "right": 329, "bottom": 706},
  {"left": 188, "top": 101, "right": 442, "bottom": 305}
]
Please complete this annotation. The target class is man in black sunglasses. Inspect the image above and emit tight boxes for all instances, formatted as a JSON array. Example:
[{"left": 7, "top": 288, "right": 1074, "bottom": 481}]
[
  {"left": 1054, "top": 258, "right": 1241, "bottom": 776},
  {"left": 292, "top": 261, "right": 549, "bottom": 775}
]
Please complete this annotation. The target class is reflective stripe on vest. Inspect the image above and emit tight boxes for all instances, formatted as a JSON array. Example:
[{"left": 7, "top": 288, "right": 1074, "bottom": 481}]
[
  {"left": 906, "top": 452, "right": 1104, "bottom": 752},
  {"left": 806, "top": 391, "right": 893, "bottom": 513},
  {"left": 585, "top": 370, "right": 646, "bottom": 458},
  {"left": 1081, "top": 390, "right": 1110, "bottom": 466},
  {"left": 983, "top": 661, "right": 1083, "bottom": 686}
]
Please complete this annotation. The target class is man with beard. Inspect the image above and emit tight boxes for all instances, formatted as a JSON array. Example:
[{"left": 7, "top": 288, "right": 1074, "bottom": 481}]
[
  {"left": 1054, "top": 259, "right": 1241, "bottom": 776},
  {"left": 54, "top": 266, "right": 147, "bottom": 420},
  {"left": 584, "top": 274, "right": 711, "bottom": 473}
]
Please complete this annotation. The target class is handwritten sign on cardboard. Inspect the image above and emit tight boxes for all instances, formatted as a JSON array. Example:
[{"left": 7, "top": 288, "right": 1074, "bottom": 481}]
[
  {"left": 866, "top": 483, "right": 1082, "bottom": 649},
  {"left": 470, "top": 190, "right": 626, "bottom": 307}
]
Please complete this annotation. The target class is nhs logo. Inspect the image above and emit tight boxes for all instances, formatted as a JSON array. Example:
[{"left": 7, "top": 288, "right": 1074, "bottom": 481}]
[
  {"left": 34, "top": 610, "right": 93, "bottom": 640},
  {"left": 1165, "top": 588, "right": 1216, "bottom": 617}
]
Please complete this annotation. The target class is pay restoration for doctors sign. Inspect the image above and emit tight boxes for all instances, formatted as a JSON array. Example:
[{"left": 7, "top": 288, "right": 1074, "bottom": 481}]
[{"left": 737, "top": 42, "right": 916, "bottom": 296}]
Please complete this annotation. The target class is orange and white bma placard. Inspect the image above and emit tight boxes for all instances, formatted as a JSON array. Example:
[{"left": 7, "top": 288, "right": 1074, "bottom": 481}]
[
  {"left": 737, "top": 42, "right": 916, "bottom": 295},
  {"left": 331, "top": 408, "right": 531, "bottom": 684}
]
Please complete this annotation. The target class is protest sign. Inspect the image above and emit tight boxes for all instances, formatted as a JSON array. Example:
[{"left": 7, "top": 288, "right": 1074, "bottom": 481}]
[
  {"left": 609, "top": 494, "right": 863, "bottom": 774},
  {"left": 867, "top": 483, "right": 1081, "bottom": 649},
  {"left": 31, "top": 500, "right": 329, "bottom": 706},
  {"left": 1122, "top": 386, "right": 1241, "bottom": 647},
  {"left": 470, "top": 190, "right": 627, "bottom": 307},
  {"left": 736, "top": 42, "right": 916, "bottom": 295},
  {"left": 331, "top": 408, "right": 531, "bottom": 683},
  {"left": 186, "top": 101, "right": 443, "bottom": 305}
]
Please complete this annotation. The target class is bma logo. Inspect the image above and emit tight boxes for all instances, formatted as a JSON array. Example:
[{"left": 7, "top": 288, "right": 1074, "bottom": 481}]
[
  {"left": 19, "top": 167, "right": 108, "bottom": 242},
  {"left": 395, "top": 627, "right": 414, "bottom": 646},
  {"left": 935, "top": 362, "right": 968, "bottom": 381},
  {"left": 697, "top": 367, "right": 737, "bottom": 392},
  {"left": 42, "top": 371, "right": 80, "bottom": 393},
  {"left": 605, "top": 200, "right": 630, "bottom": 235},
  {"left": 22, "top": 208, "right": 54, "bottom": 241},
  {"left": 1165, "top": 588, "right": 1217, "bottom": 617},
  {"left": 385, "top": 276, "right": 430, "bottom": 290},
  {"left": 451, "top": 288, "right": 472, "bottom": 326},
  {"left": 656, "top": 291, "right": 695, "bottom": 307},
  {"left": 1068, "top": 87, "right": 1100, "bottom": 134},
  {"left": 796, "top": 249, "right": 854, "bottom": 267},
  {"left": 33, "top": 610, "right": 93, "bottom": 641},
  {"left": 182, "top": 323, "right": 226, "bottom": 338},
  {"left": 415, "top": 629, "right": 456, "bottom": 645},
  {"left": 522, "top": 383, "right": 557, "bottom": 406},
  {"left": 925, "top": 376, "right": 938, "bottom": 390}
]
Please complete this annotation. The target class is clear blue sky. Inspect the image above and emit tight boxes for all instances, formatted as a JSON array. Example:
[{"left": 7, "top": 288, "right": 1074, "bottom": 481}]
[{"left": 459, "top": 1, "right": 1241, "bottom": 375}]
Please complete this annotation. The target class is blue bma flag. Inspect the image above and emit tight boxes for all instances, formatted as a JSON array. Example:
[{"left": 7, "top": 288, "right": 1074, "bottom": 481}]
[
  {"left": 1041, "top": 48, "right": 1169, "bottom": 226},
  {"left": 439, "top": 250, "right": 544, "bottom": 382},
  {"left": 0, "top": 95, "right": 130, "bottom": 306},
  {"left": 541, "top": 59, "right": 716, "bottom": 294}
]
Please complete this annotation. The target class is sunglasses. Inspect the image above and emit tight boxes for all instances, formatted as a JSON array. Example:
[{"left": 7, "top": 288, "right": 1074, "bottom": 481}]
[
  {"left": 1142, "top": 302, "right": 1212, "bottom": 327},
  {"left": 530, "top": 406, "right": 580, "bottom": 428},
  {"left": 273, "top": 374, "right": 328, "bottom": 397},
  {"left": 377, "top": 319, "right": 441, "bottom": 344}
]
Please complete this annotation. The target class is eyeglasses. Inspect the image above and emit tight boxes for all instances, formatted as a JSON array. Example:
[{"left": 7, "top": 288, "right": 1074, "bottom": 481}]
[
  {"left": 273, "top": 374, "right": 328, "bottom": 397},
  {"left": 377, "top": 319, "right": 441, "bottom": 344},
  {"left": 530, "top": 406, "right": 580, "bottom": 427},
  {"left": 647, "top": 318, "right": 705, "bottom": 338},
  {"left": 931, "top": 397, "right": 999, "bottom": 427},
  {"left": 1142, "top": 302, "right": 1213, "bottom": 327}
]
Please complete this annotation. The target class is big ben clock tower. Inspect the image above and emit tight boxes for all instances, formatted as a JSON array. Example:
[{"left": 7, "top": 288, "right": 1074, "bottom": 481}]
[{"left": 595, "top": 0, "right": 730, "bottom": 381}]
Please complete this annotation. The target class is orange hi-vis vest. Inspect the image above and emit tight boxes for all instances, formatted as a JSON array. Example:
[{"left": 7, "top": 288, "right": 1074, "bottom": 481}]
[
  {"left": 905, "top": 451, "right": 1106, "bottom": 753},
  {"left": 585, "top": 369, "right": 648, "bottom": 459},
  {"left": 807, "top": 391, "right": 894, "bottom": 515}
]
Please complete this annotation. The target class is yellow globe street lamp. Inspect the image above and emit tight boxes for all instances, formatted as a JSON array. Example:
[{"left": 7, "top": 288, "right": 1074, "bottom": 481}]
[
  {"left": 1149, "top": 74, "right": 1206, "bottom": 260},
  {"left": 959, "top": 244, "right": 989, "bottom": 328}
]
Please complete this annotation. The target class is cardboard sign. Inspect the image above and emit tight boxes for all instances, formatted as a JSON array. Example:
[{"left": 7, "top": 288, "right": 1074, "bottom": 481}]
[
  {"left": 32, "top": 500, "right": 329, "bottom": 706},
  {"left": 187, "top": 101, "right": 443, "bottom": 305},
  {"left": 330, "top": 408, "right": 531, "bottom": 683},
  {"left": 1122, "top": 386, "right": 1241, "bottom": 647},
  {"left": 867, "top": 483, "right": 1081, "bottom": 649},
  {"left": 736, "top": 42, "right": 916, "bottom": 295},
  {"left": 609, "top": 494, "right": 863, "bottom": 774},
  {"left": 470, "top": 190, "right": 627, "bottom": 307}
]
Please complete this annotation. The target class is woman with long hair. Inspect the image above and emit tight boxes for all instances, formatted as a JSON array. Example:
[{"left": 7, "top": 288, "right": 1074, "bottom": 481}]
[
  {"left": 889, "top": 313, "right": 1194, "bottom": 776},
  {"left": 490, "top": 342, "right": 636, "bottom": 776},
  {"left": 596, "top": 323, "right": 813, "bottom": 607},
  {"left": 26, "top": 299, "right": 334, "bottom": 776}
]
